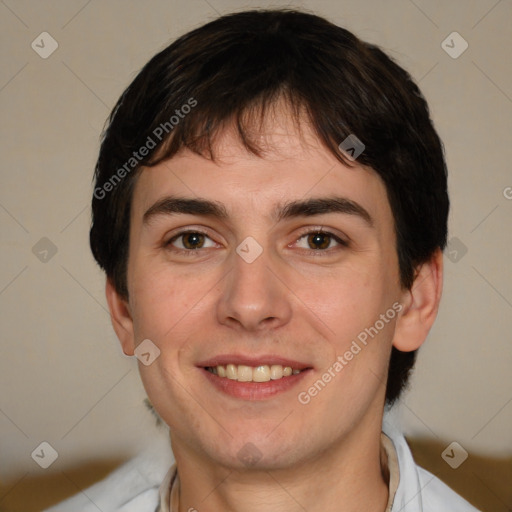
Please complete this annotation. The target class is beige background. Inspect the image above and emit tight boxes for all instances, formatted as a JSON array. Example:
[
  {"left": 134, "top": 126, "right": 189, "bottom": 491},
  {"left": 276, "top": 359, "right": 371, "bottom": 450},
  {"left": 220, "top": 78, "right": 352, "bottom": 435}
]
[{"left": 0, "top": 0, "right": 511, "bottom": 510}]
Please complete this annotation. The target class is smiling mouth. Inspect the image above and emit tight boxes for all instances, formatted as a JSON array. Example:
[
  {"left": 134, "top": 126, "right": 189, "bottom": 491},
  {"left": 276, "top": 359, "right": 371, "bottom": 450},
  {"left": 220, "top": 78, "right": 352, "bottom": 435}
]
[{"left": 205, "top": 364, "right": 303, "bottom": 382}]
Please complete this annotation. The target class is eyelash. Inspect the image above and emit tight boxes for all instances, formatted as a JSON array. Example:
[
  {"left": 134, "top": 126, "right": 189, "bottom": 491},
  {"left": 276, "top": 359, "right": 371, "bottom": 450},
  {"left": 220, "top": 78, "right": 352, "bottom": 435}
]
[{"left": 164, "top": 228, "right": 348, "bottom": 257}]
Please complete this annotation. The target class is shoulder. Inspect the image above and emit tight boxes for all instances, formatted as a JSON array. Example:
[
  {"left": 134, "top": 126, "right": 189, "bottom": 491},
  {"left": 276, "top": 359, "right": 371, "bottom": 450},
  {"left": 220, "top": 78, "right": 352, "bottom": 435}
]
[
  {"left": 383, "top": 421, "right": 481, "bottom": 512},
  {"left": 43, "top": 436, "right": 173, "bottom": 512},
  {"left": 416, "top": 465, "right": 481, "bottom": 512}
]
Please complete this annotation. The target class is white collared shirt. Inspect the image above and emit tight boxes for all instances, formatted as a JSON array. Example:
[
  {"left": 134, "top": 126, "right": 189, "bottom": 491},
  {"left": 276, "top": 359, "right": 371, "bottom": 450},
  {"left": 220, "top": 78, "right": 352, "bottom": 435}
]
[{"left": 45, "top": 423, "right": 480, "bottom": 512}]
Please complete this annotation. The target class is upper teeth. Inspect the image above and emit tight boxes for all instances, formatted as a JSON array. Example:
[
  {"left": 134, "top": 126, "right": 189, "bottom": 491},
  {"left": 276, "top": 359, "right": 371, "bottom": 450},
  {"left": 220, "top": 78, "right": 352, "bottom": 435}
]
[{"left": 208, "top": 364, "right": 301, "bottom": 382}]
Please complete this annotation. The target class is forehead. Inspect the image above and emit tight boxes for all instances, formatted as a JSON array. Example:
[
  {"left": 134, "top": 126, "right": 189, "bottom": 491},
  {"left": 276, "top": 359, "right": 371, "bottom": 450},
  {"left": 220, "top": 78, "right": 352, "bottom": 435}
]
[{"left": 131, "top": 108, "right": 392, "bottom": 229}]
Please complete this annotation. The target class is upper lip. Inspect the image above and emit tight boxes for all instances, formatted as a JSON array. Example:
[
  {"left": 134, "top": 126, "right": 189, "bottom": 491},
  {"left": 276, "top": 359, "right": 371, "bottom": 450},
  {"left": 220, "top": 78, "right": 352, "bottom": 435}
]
[{"left": 197, "top": 354, "right": 312, "bottom": 370}]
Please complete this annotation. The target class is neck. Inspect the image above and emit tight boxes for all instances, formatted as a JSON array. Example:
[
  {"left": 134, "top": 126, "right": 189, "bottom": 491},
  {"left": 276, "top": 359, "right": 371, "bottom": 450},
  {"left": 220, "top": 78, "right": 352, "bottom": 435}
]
[{"left": 171, "top": 422, "right": 389, "bottom": 512}]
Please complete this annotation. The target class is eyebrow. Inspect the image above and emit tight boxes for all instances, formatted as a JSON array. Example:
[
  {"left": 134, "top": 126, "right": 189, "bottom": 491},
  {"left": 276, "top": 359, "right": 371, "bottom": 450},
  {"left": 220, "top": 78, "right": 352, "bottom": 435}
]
[
  {"left": 143, "top": 195, "right": 374, "bottom": 227},
  {"left": 275, "top": 197, "right": 373, "bottom": 227},
  {"left": 143, "top": 197, "right": 229, "bottom": 224}
]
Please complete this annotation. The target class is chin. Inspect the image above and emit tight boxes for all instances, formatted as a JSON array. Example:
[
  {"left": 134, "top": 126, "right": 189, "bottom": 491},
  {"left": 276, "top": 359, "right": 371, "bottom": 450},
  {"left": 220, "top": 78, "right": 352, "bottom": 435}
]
[{"left": 202, "top": 427, "right": 309, "bottom": 471}]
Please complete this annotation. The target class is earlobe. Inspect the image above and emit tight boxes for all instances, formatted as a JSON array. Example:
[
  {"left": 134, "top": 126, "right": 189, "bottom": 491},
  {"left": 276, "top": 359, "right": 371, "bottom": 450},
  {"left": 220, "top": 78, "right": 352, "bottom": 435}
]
[
  {"left": 105, "top": 278, "right": 135, "bottom": 356},
  {"left": 392, "top": 248, "right": 444, "bottom": 352}
]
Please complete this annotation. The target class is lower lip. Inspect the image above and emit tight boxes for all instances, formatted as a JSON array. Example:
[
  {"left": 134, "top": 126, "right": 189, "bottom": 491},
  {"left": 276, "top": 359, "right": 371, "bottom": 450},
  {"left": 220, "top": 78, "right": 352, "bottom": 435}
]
[{"left": 201, "top": 368, "right": 310, "bottom": 400}]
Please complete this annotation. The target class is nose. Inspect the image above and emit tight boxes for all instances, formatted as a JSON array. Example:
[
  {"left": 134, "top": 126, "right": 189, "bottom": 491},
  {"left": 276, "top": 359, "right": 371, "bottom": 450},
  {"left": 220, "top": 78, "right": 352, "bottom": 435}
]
[{"left": 216, "top": 243, "right": 293, "bottom": 333}]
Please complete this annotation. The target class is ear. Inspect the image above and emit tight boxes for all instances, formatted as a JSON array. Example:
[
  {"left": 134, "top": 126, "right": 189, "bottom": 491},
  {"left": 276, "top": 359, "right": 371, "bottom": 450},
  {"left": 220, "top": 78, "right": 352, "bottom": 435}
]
[
  {"left": 105, "top": 278, "right": 135, "bottom": 356},
  {"left": 393, "top": 248, "right": 444, "bottom": 352}
]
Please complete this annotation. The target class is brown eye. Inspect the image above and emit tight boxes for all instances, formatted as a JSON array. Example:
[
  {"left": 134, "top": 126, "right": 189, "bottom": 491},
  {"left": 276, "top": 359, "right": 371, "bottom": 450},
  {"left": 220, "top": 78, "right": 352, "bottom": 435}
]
[
  {"left": 167, "top": 231, "right": 216, "bottom": 251},
  {"left": 294, "top": 230, "right": 347, "bottom": 253},
  {"left": 181, "top": 232, "right": 205, "bottom": 249},
  {"left": 307, "top": 232, "right": 332, "bottom": 250}
]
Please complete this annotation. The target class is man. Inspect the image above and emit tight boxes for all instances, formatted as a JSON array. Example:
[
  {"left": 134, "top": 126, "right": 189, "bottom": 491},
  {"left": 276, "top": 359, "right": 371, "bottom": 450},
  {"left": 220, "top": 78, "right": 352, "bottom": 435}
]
[{"left": 47, "top": 9, "right": 480, "bottom": 511}]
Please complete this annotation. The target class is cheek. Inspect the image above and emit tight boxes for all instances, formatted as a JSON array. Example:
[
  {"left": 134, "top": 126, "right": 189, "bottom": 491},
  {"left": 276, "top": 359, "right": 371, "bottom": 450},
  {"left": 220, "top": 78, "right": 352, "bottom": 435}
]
[
  {"left": 129, "top": 260, "right": 201, "bottom": 335},
  {"left": 294, "top": 264, "right": 389, "bottom": 344},
  {"left": 128, "top": 265, "right": 221, "bottom": 385}
]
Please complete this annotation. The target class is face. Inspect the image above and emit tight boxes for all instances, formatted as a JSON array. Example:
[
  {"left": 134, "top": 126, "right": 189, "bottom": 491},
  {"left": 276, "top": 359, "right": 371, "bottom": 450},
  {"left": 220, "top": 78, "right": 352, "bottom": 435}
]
[{"left": 115, "top": 111, "right": 411, "bottom": 472}]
